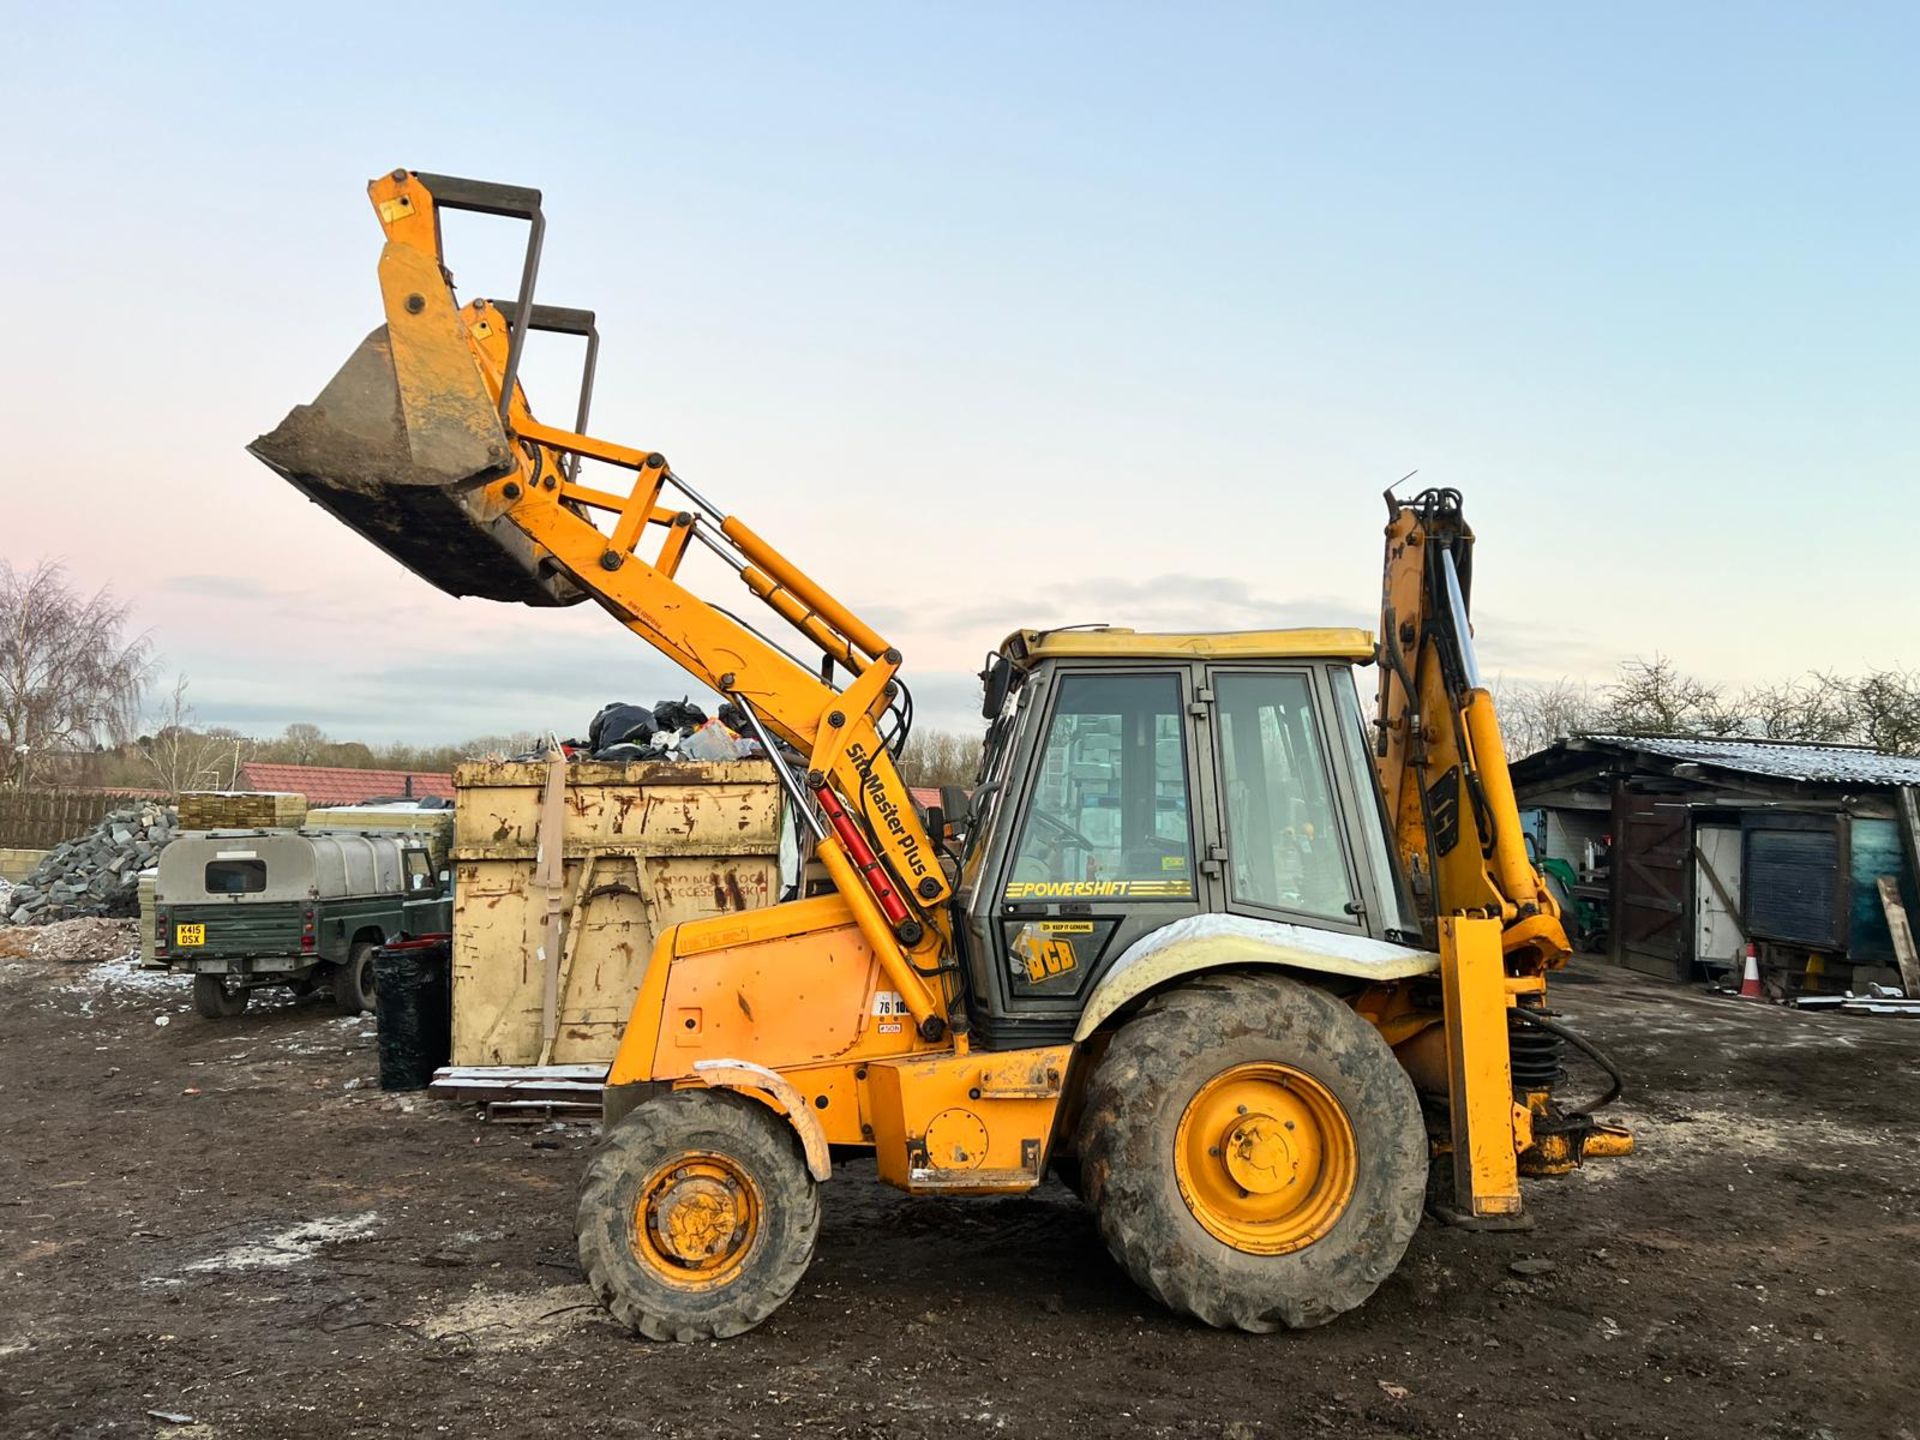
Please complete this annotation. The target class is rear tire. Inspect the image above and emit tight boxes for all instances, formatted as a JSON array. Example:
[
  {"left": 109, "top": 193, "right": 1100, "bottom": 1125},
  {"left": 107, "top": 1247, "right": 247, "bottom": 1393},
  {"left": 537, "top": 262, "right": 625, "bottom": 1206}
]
[
  {"left": 192, "top": 973, "right": 249, "bottom": 1019},
  {"left": 577, "top": 1088, "right": 819, "bottom": 1342},
  {"left": 331, "top": 942, "right": 378, "bottom": 1015},
  {"left": 1078, "top": 971, "right": 1425, "bottom": 1331}
]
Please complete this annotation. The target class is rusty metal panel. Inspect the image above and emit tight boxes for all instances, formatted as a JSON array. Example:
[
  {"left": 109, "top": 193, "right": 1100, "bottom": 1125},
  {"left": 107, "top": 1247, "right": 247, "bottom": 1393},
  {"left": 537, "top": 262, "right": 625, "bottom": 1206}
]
[{"left": 450, "top": 759, "right": 783, "bottom": 1066}]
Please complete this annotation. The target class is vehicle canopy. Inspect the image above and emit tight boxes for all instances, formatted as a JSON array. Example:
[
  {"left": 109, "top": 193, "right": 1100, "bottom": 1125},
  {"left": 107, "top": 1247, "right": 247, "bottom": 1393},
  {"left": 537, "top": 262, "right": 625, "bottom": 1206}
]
[
  {"left": 997, "top": 626, "right": 1377, "bottom": 669},
  {"left": 156, "top": 830, "right": 432, "bottom": 904}
]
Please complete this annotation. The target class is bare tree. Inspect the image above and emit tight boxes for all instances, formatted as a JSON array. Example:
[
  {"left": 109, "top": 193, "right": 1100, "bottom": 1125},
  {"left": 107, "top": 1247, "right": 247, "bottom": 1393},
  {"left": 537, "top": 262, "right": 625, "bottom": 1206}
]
[
  {"left": 136, "top": 677, "right": 250, "bottom": 797},
  {"left": 1850, "top": 667, "right": 1920, "bottom": 754},
  {"left": 1490, "top": 677, "right": 1600, "bottom": 759},
  {"left": 1596, "top": 655, "right": 1744, "bottom": 737},
  {"left": 1735, "top": 671, "right": 1857, "bottom": 742},
  {"left": 280, "top": 722, "right": 329, "bottom": 764},
  {"left": 0, "top": 561, "right": 151, "bottom": 789},
  {"left": 897, "top": 729, "right": 983, "bottom": 789}
]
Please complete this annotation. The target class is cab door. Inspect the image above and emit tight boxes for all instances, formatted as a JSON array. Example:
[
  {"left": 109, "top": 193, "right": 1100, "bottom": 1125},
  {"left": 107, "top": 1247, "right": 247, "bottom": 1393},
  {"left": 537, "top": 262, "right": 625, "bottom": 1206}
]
[
  {"left": 1198, "top": 666, "right": 1386, "bottom": 940},
  {"left": 975, "top": 665, "right": 1210, "bottom": 1040}
]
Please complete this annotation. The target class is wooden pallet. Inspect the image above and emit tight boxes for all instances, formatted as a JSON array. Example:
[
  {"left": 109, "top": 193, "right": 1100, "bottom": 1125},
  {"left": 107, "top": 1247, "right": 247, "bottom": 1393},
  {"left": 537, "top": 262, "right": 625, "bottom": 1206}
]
[
  {"left": 483, "top": 1098, "right": 604, "bottom": 1124},
  {"left": 427, "top": 1063, "right": 606, "bottom": 1107}
]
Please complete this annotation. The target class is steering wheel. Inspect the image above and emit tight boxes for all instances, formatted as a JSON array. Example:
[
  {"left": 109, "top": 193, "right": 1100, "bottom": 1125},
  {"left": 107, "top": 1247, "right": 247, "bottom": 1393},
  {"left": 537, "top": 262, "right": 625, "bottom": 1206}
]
[{"left": 1032, "top": 808, "right": 1100, "bottom": 851}]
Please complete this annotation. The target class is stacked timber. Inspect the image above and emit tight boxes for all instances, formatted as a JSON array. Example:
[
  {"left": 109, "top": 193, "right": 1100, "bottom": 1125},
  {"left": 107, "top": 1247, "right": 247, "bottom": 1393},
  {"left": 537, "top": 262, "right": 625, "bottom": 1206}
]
[
  {"left": 137, "top": 869, "right": 160, "bottom": 967},
  {"left": 177, "top": 792, "right": 308, "bottom": 830}
]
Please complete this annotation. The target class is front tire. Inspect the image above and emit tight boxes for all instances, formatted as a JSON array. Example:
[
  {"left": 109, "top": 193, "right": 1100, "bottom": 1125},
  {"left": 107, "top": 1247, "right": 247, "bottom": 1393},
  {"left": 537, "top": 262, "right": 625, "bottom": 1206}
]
[
  {"left": 331, "top": 942, "right": 377, "bottom": 1015},
  {"left": 577, "top": 1088, "right": 820, "bottom": 1342},
  {"left": 1078, "top": 971, "right": 1425, "bottom": 1331},
  {"left": 192, "top": 973, "right": 249, "bottom": 1018}
]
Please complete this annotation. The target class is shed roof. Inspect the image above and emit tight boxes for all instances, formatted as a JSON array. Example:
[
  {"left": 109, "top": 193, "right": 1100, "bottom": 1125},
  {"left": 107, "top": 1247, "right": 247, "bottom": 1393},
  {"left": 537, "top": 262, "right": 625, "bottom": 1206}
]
[
  {"left": 239, "top": 762, "right": 455, "bottom": 805},
  {"left": 1519, "top": 734, "right": 1920, "bottom": 789}
]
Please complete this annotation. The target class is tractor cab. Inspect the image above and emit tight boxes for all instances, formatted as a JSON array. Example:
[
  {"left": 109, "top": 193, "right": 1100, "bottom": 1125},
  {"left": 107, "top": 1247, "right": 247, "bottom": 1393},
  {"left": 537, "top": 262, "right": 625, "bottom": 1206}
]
[{"left": 955, "top": 627, "right": 1424, "bottom": 1050}]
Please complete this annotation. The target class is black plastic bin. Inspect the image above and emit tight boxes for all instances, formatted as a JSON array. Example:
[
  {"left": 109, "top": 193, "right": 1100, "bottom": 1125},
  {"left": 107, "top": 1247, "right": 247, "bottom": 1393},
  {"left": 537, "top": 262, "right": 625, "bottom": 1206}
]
[{"left": 373, "top": 935, "right": 452, "bottom": 1091}]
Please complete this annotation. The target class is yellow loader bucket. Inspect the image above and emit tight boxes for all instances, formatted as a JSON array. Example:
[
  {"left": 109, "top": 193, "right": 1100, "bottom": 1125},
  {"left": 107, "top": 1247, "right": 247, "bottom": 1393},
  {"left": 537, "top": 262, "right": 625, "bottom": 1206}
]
[{"left": 248, "top": 168, "right": 585, "bottom": 608}]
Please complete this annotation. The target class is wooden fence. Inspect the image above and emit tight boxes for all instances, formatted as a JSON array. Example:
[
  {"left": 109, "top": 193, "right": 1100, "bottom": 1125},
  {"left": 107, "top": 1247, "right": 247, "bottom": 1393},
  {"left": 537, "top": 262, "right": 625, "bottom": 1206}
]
[{"left": 0, "top": 790, "right": 160, "bottom": 850}]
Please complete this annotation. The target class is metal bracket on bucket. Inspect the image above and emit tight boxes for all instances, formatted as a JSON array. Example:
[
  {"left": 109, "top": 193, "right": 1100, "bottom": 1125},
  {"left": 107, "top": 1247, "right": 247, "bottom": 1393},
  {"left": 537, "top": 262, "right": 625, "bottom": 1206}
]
[
  {"left": 410, "top": 172, "right": 546, "bottom": 430},
  {"left": 491, "top": 300, "right": 598, "bottom": 483}
]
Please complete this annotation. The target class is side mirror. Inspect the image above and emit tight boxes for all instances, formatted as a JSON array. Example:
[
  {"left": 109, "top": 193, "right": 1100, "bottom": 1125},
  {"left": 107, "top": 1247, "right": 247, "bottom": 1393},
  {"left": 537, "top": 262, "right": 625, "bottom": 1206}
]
[
  {"left": 980, "top": 654, "right": 1013, "bottom": 720},
  {"left": 940, "top": 785, "right": 971, "bottom": 843}
]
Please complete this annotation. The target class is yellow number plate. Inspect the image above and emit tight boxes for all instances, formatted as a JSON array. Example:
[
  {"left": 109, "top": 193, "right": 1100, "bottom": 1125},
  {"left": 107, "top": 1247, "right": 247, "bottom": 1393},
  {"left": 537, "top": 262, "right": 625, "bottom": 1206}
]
[{"left": 175, "top": 923, "right": 205, "bottom": 946}]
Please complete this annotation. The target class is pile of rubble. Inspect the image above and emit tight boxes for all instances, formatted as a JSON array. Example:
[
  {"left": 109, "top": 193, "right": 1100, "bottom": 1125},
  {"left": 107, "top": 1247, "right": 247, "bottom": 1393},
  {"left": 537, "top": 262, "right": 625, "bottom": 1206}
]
[
  {"left": 0, "top": 915, "right": 140, "bottom": 963},
  {"left": 6, "top": 803, "right": 177, "bottom": 925}
]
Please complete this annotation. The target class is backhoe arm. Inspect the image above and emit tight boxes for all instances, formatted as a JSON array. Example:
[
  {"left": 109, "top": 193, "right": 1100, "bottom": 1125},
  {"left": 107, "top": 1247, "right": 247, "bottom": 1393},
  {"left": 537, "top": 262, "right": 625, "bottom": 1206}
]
[
  {"left": 249, "top": 168, "right": 952, "bottom": 1035},
  {"left": 1374, "top": 487, "right": 1569, "bottom": 975},
  {"left": 1372, "top": 488, "right": 1628, "bottom": 1224}
]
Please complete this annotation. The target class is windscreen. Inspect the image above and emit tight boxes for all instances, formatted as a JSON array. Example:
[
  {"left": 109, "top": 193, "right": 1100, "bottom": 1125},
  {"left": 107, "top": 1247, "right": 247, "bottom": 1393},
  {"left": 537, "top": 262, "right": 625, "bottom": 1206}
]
[{"left": 1007, "top": 673, "right": 1194, "bottom": 900}]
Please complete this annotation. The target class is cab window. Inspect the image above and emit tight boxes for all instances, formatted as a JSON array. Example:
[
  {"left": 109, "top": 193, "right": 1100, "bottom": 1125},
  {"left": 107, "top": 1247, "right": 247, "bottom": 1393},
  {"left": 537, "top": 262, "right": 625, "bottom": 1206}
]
[
  {"left": 1214, "top": 672, "right": 1355, "bottom": 922},
  {"left": 205, "top": 858, "right": 266, "bottom": 894},
  {"left": 403, "top": 850, "right": 433, "bottom": 892},
  {"left": 1007, "top": 673, "right": 1194, "bottom": 899}
]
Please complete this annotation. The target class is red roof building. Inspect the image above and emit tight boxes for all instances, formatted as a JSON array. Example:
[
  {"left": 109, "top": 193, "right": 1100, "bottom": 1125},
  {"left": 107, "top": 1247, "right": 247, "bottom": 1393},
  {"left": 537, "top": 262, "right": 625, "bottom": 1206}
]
[{"left": 238, "top": 763, "right": 455, "bottom": 806}]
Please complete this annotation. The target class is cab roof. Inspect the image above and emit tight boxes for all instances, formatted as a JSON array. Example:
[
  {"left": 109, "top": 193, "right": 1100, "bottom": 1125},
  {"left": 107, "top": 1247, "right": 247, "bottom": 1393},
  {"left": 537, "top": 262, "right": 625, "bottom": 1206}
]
[{"left": 1000, "top": 626, "right": 1376, "bottom": 668}]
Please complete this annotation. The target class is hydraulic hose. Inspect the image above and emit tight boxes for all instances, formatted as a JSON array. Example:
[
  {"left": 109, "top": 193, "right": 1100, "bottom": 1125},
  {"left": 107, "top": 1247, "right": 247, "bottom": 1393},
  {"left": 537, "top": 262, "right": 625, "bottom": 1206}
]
[{"left": 1510, "top": 1006, "right": 1624, "bottom": 1115}]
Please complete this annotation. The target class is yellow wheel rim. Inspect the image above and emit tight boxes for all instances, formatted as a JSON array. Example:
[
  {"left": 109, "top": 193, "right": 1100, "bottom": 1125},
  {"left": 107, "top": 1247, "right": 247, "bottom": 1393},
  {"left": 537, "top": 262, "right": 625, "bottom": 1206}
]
[
  {"left": 630, "top": 1151, "right": 761, "bottom": 1290},
  {"left": 1172, "top": 1062, "right": 1357, "bottom": 1255}
]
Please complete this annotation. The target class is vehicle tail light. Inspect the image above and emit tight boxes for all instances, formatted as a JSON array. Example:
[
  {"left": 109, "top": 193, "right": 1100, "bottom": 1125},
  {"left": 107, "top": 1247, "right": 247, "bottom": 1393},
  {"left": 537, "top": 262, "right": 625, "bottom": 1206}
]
[
  {"left": 301, "top": 908, "right": 316, "bottom": 952},
  {"left": 155, "top": 909, "right": 169, "bottom": 952}
]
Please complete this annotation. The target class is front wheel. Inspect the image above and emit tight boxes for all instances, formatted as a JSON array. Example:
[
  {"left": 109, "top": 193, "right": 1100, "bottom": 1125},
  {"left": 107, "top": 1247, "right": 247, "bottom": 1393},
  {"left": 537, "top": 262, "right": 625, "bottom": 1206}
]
[
  {"left": 577, "top": 1088, "right": 820, "bottom": 1342},
  {"left": 331, "top": 942, "right": 377, "bottom": 1014},
  {"left": 192, "top": 972, "right": 249, "bottom": 1019},
  {"left": 1078, "top": 971, "right": 1426, "bottom": 1331}
]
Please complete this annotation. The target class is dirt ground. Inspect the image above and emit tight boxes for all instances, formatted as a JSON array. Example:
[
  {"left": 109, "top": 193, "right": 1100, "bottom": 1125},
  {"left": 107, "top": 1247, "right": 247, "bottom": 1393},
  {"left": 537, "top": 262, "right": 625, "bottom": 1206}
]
[{"left": 2, "top": 954, "right": 1916, "bottom": 1440}]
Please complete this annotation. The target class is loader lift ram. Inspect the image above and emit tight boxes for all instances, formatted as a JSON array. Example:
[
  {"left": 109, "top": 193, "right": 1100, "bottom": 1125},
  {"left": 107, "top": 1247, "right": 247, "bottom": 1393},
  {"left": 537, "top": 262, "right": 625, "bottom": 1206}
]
[{"left": 252, "top": 169, "right": 1629, "bottom": 1341}]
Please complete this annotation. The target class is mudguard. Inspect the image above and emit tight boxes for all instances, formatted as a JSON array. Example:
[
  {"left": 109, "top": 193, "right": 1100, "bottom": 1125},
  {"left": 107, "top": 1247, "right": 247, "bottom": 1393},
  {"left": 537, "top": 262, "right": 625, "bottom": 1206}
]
[{"left": 1074, "top": 914, "right": 1439, "bottom": 1042}]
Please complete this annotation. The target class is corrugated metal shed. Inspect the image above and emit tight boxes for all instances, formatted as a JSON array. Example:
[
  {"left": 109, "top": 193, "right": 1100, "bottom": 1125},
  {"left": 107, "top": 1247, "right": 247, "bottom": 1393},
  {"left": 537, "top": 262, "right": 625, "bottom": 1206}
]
[
  {"left": 1567, "top": 735, "right": 1920, "bottom": 788},
  {"left": 1511, "top": 732, "right": 1920, "bottom": 985}
]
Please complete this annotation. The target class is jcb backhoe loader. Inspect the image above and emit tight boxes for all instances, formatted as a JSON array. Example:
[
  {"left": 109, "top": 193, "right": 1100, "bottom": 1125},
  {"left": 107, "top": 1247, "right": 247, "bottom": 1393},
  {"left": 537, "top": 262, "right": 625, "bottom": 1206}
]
[{"left": 251, "top": 169, "right": 1630, "bottom": 1341}]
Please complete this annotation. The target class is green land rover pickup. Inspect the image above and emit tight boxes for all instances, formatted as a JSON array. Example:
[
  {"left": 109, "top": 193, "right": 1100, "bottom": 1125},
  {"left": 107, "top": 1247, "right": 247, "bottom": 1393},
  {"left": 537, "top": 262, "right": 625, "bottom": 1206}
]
[{"left": 155, "top": 829, "right": 451, "bottom": 1018}]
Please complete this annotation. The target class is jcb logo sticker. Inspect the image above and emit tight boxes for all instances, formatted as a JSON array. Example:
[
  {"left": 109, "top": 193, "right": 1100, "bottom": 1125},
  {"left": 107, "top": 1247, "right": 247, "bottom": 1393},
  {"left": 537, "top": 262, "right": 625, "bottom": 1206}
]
[
  {"left": 1022, "top": 938, "right": 1078, "bottom": 983},
  {"left": 1011, "top": 924, "right": 1078, "bottom": 984}
]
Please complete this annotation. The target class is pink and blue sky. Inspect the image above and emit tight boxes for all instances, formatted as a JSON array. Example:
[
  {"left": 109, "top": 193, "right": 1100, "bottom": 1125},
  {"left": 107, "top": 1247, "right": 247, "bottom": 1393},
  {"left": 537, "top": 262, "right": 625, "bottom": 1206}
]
[{"left": 4, "top": 3, "right": 1913, "bottom": 742}]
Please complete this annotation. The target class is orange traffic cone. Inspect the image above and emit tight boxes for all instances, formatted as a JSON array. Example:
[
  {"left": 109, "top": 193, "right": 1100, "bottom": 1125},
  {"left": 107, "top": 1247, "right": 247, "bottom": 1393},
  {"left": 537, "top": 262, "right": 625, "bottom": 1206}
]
[{"left": 1738, "top": 942, "right": 1764, "bottom": 1000}]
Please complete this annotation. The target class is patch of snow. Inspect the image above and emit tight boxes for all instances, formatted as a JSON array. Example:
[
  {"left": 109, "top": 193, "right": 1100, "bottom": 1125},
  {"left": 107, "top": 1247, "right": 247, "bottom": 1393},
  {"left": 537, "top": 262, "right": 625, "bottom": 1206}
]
[{"left": 182, "top": 1212, "right": 380, "bottom": 1273}]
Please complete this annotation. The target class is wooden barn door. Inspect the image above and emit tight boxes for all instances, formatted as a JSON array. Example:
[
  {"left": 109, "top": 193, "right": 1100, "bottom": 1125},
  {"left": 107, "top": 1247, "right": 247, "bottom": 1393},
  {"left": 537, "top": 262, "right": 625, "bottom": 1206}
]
[{"left": 1613, "top": 788, "right": 1692, "bottom": 981}]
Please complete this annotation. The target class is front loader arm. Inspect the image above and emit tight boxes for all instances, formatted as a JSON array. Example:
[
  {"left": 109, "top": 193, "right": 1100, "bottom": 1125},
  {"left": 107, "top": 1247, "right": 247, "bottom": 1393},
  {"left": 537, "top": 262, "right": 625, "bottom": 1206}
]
[{"left": 250, "top": 168, "right": 952, "bottom": 1035}]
